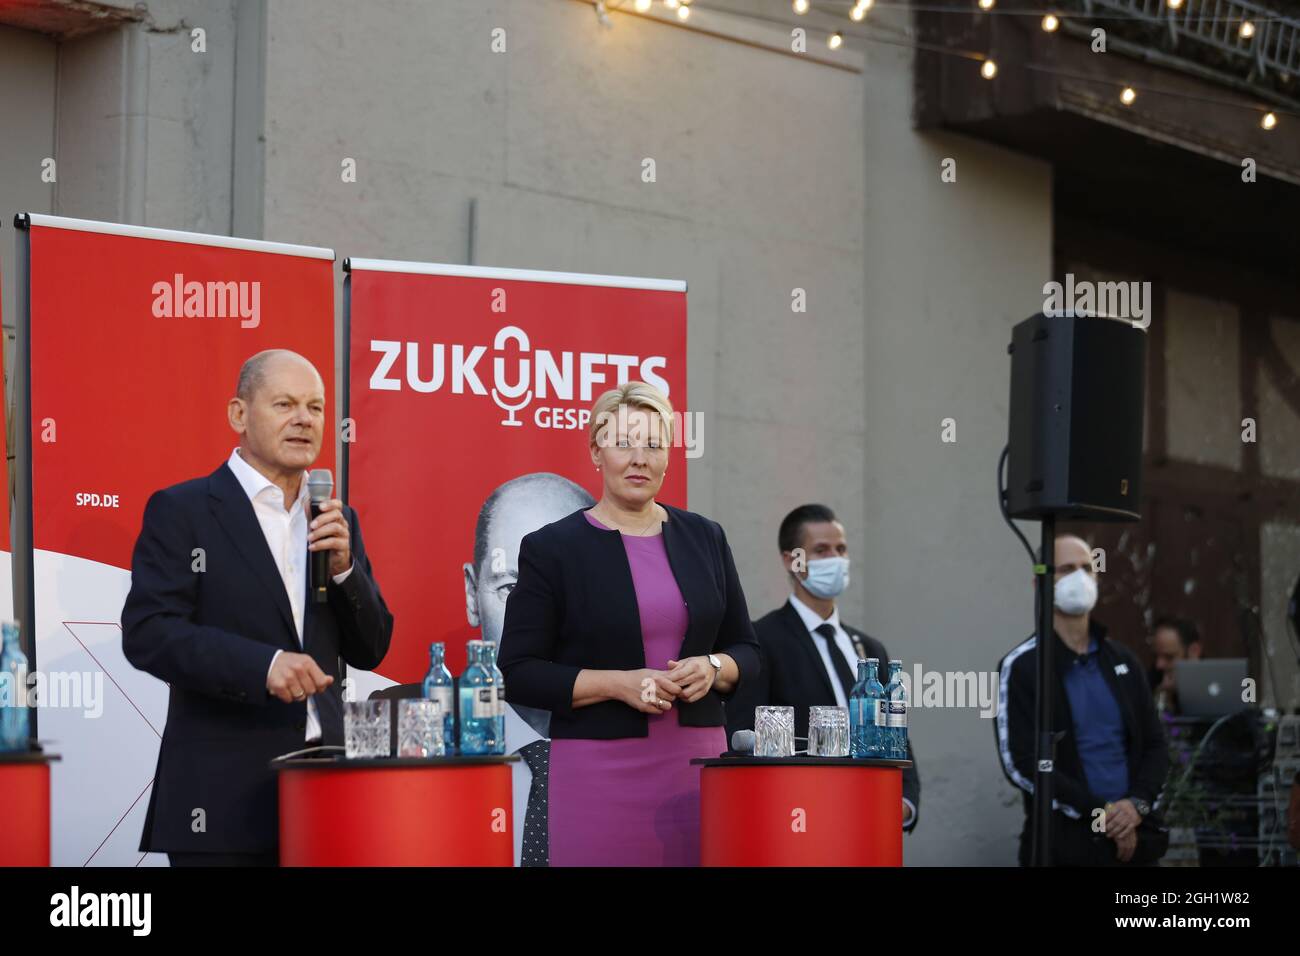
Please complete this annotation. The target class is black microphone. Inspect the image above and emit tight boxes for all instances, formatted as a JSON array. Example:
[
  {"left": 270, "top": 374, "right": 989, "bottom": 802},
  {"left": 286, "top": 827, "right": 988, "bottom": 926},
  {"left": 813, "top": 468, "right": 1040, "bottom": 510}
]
[{"left": 307, "top": 469, "right": 334, "bottom": 604}]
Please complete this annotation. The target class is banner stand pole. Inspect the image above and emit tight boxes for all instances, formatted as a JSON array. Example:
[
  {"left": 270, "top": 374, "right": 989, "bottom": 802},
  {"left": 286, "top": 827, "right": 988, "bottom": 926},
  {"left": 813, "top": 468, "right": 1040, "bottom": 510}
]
[{"left": 12, "top": 213, "right": 37, "bottom": 740}]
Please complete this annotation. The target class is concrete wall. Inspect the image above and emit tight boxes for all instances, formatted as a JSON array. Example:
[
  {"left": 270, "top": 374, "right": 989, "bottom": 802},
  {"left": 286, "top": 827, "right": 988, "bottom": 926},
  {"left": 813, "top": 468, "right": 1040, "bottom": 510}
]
[{"left": 0, "top": 24, "right": 57, "bottom": 413}]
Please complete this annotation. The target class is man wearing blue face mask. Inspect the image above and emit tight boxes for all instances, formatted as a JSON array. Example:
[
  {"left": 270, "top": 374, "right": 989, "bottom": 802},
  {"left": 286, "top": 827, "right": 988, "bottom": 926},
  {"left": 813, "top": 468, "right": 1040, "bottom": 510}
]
[
  {"left": 996, "top": 534, "right": 1170, "bottom": 866},
  {"left": 725, "top": 503, "right": 920, "bottom": 831}
]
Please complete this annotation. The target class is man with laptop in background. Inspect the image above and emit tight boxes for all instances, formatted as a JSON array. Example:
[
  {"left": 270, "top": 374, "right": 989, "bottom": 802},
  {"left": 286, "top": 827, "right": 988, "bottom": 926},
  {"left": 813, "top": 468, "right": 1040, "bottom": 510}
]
[{"left": 1148, "top": 615, "right": 1249, "bottom": 719}]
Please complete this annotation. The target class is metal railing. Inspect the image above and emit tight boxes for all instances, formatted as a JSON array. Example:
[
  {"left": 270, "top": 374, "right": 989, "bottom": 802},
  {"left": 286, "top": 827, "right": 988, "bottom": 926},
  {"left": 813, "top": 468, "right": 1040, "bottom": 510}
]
[{"left": 1078, "top": 0, "right": 1300, "bottom": 77}]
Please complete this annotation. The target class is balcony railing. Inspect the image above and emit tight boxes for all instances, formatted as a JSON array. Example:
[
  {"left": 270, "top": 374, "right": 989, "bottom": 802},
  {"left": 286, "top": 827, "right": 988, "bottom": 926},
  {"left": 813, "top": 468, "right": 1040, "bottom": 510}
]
[{"left": 1077, "top": 0, "right": 1300, "bottom": 77}]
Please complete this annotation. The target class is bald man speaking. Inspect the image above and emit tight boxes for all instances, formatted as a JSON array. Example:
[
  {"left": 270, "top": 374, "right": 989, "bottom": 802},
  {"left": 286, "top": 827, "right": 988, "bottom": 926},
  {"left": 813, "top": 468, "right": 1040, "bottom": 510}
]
[{"left": 123, "top": 349, "right": 394, "bottom": 866}]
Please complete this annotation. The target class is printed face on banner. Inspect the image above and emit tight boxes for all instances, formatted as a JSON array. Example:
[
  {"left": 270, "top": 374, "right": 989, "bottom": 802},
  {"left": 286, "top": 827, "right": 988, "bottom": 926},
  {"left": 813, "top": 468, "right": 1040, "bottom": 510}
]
[{"left": 348, "top": 270, "right": 688, "bottom": 684}]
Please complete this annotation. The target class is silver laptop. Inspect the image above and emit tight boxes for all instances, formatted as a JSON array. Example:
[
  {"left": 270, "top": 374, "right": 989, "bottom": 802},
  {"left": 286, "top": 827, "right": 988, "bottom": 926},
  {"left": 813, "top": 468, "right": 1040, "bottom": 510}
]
[{"left": 1173, "top": 659, "right": 1249, "bottom": 718}]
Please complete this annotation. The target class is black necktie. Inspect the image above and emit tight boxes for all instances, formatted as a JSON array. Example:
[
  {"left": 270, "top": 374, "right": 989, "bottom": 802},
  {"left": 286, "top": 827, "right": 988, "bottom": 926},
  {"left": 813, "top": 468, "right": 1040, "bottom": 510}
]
[
  {"left": 814, "top": 623, "right": 857, "bottom": 701},
  {"left": 519, "top": 740, "right": 550, "bottom": 867}
]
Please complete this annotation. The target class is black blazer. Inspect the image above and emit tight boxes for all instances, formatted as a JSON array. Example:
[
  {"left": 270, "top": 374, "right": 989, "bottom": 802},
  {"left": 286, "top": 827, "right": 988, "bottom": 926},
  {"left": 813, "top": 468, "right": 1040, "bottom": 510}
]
[
  {"left": 121, "top": 462, "right": 394, "bottom": 853},
  {"left": 498, "top": 504, "right": 761, "bottom": 739},
  {"left": 726, "top": 600, "right": 921, "bottom": 826}
]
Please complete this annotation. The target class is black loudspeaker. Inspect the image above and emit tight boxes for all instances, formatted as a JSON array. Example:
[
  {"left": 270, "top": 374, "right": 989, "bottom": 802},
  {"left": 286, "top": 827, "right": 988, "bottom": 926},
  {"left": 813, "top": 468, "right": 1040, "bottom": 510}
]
[{"left": 1006, "top": 312, "right": 1146, "bottom": 521}]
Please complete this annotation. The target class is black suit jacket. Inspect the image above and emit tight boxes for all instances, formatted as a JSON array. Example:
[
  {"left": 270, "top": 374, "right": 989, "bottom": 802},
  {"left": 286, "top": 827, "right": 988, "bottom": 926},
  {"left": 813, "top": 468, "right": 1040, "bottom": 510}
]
[
  {"left": 121, "top": 462, "right": 394, "bottom": 853},
  {"left": 498, "top": 504, "right": 761, "bottom": 739},
  {"left": 726, "top": 599, "right": 921, "bottom": 828}
]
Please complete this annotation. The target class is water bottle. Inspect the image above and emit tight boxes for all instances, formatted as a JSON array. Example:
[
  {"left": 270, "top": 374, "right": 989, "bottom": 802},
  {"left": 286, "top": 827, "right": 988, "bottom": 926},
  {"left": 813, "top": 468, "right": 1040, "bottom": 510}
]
[
  {"left": 422, "top": 642, "right": 455, "bottom": 756},
  {"left": 884, "top": 659, "right": 908, "bottom": 760},
  {"left": 1, "top": 622, "right": 30, "bottom": 752},
  {"left": 849, "top": 660, "right": 871, "bottom": 757},
  {"left": 479, "top": 640, "right": 506, "bottom": 755},
  {"left": 865, "top": 658, "right": 886, "bottom": 757},
  {"left": 457, "top": 641, "right": 492, "bottom": 755}
]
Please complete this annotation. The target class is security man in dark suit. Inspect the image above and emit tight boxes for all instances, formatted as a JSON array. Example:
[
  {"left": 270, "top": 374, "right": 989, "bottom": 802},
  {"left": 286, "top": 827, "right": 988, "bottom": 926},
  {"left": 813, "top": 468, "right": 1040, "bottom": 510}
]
[
  {"left": 122, "top": 349, "right": 393, "bottom": 866},
  {"left": 726, "top": 503, "right": 920, "bottom": 830}
]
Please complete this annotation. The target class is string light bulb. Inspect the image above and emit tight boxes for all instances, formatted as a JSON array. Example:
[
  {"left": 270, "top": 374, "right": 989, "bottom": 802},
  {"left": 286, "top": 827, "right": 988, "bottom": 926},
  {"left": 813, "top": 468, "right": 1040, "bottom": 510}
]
[
  {"left": 978, "top": 0, "right": 995, "bottom": 10},
  {"left": 851, "top": 0, "right": 872, "bottom": 21},
  {"left": 1120, "top": 86, "right": 1137, "bottom": 105},
  {"left": 829, "top": 31, "right": 844, "bottom": 49},
  {"left": 1239, "top": 20, "right": 1255, "bottom": 39},
  {"left": 677, "top": 1, "right": 691, "bottom": 19},
  {"left": 1042, "top": 14, "right": 1059, "bottom": 32},
  {"left": 665, "top": 0, "right": 680, "bottom": 8},
  {"left": 1166, "top": 0, "right": 1183, "bottom": 8},
  {"left": 794, "top": 0, "right": 810, "bottom": 13},
  {"left": 1262, "top": 111, "right": 1277, "bottom": 130},
  {"left": 981, "top": 59, "right": 997, "bottom": 79},
  {"left": 635, "top": 0, "right": 651, "bottom": 11}
]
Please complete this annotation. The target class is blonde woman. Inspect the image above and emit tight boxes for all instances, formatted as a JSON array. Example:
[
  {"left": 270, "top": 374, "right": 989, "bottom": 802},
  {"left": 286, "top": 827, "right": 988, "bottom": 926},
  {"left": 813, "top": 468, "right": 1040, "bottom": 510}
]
[{"left": 498, "top": 381, "right": 760, "bottom": 866}]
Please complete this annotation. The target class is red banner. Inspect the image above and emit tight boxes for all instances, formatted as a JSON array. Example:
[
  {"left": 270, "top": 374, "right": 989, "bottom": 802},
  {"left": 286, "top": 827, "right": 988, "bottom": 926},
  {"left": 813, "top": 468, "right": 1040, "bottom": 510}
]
[
  {"left": 21, "top": 214, "right": 334, "bottom": 866},
  {"left": 27, "top": 219, "right": 335, "bottom": 569},
  {"left": 345, "top": 261, "right": 688, "bottom": 682}
]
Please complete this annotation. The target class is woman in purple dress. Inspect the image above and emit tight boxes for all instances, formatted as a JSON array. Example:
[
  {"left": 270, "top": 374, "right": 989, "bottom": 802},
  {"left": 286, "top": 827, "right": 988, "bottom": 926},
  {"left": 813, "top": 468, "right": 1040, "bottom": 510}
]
[{"left": 498, "top": 381, "right": 760, "bottom": 866}]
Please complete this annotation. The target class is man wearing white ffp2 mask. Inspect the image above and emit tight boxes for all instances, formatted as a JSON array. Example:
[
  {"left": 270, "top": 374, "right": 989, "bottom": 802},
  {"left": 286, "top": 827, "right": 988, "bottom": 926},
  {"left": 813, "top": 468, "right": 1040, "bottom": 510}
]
[
  {"left": 1054, "top": 566, "right": 1098, "bottom": 616},
  {"left": 995, "top": 534, "right": 1171, "bottom": 868},
  {"left": 724, "top": 503, "right": 921, "bottom": 832}
]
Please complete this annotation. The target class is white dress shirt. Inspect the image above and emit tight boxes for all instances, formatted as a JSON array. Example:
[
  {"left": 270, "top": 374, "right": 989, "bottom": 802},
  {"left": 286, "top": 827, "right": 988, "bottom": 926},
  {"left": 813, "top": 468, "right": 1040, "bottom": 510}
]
[
  {"left": 788, "top": 592, "right": 860, "bottom": 707},
  {"left": 787, "top": 591, "right": 916, "bottom": 827},
  {"left": 227, "top": 447, "right": 352, "bottom": 742}
]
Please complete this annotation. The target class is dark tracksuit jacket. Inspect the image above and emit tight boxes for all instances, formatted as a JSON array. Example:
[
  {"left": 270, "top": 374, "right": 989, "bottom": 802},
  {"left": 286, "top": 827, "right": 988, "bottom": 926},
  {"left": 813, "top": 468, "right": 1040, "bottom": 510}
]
[{"left": 996, "top": 619, "right": 1170, "bottom": 866}]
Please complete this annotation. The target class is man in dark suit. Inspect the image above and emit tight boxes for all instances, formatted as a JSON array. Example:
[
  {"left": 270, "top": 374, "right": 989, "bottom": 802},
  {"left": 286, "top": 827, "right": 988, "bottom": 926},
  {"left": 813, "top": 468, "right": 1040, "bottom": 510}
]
[
  {"left": 726, "top": 503, "right": 920, "bottom": 831},
  {"left": 122, "top": 349, "right": 393, "bottom": 866}
]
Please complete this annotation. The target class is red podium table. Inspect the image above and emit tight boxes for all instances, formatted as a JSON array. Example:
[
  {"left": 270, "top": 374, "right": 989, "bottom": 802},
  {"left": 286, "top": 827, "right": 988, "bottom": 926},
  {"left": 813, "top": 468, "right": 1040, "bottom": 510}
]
[
  {"left": 274, "top": 754, "right": 517, "bottom": 866},
  {"left": 0, "top": 751, "right": 59, "bottom": 867},
  {"left": 694, "top": 756, "right": 910, "bottom": 867}
]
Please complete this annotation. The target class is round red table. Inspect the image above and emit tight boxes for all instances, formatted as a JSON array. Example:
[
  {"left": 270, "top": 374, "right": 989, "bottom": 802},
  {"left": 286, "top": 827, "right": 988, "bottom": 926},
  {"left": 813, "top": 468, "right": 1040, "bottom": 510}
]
[
  {"left": 0, "top": 751, "right": 59, "bottom": 867},
  {"left": 274, "top": 754, "right": 517, "bottom": 866},
  {"left": 693, "top": 756, "right": 910, "bottom": 866}
]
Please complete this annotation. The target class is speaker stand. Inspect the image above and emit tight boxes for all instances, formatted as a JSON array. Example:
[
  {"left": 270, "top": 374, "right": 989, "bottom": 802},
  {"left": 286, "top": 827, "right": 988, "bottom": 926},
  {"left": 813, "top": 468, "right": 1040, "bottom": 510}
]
[{"left": 1031, "top": 514, "right": 1057, "bottom": 867}]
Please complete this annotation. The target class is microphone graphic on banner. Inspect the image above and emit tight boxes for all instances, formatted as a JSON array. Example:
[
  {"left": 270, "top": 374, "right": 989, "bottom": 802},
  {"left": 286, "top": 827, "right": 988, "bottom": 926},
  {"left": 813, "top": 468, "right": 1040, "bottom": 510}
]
[
  {"left": 491, "top": 387, "right": 532, "bottom": 427},
  {"left": 307, "top": 468, "right": 333, "bottom": 603}
]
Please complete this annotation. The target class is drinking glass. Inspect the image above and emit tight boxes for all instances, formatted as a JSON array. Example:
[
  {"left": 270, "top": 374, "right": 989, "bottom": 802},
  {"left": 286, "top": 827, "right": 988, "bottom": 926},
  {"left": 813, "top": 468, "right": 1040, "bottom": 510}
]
[
  {"left": 808, "top": 705, "right": 850, "bottom": 757},
  {"left": 397, "top": 699, "right": 443, "bottom": 757},
  {"left": 345, "top": 700, "right": 390, "bottom": 758},
  {"left": 754, "top": 705, "right": 795, "bottom": 757}
]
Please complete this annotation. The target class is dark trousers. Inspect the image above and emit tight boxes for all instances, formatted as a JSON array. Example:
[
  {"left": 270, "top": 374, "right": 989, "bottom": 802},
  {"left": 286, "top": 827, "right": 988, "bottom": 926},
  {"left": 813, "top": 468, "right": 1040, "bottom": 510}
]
[{"left": 168, "top": 850, "right": 278, "bottom": 867}]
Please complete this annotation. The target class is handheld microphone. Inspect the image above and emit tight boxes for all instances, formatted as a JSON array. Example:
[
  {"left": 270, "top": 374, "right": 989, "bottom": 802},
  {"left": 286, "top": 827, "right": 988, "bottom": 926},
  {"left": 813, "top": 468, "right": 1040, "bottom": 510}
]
[{"left": 307, "top": 469, "right": 334, "bottom": 604}]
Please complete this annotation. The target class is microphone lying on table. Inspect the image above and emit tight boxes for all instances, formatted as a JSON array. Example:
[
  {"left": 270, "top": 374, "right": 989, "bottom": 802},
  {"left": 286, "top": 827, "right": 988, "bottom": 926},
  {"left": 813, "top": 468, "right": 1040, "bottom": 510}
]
[{"left": 728, "top": 730, "right": 810, "bottom": 756}]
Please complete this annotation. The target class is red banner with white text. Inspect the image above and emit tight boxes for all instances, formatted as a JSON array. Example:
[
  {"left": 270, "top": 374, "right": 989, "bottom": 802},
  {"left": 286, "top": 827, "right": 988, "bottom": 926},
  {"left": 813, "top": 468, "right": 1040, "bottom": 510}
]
[
  {"left": 345, "top": 260, "right": 688, "bottom": 684},
  {"left": 344, "top": 259, "right": 688, "bottom": 864},
  {"left": 21, "top": 215, "right": 334, "bottom": 866}
]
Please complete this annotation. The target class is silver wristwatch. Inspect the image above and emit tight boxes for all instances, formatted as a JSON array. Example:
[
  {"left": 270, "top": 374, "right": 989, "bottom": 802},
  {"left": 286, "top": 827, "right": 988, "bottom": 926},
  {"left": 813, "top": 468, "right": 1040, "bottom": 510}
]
[{"left": 707, "top": 654, "right": 722, "bottom": 675}]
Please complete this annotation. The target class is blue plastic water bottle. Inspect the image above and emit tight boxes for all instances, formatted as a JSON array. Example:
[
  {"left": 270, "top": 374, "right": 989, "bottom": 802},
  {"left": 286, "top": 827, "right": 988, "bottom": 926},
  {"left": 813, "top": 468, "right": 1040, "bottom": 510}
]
[
  {"left": 864, "top": 658, "right": 886, "bottom": 757},
  {"left": 422, "top": 642, "right": 455, "bottom": 756},
  {"left": 884, "top": 659, "right": 908, "bottom": 760},
  {"left": 1, "top": 622, "right": 30, "bottom": 752},
  {"left": 479, "top": 640, "right": 506, "bottom": 755},
  {"left": 457, "top": 641, "right": 492, "bottom": 755},
  {"left": 849, "top": 660, "right": 871, "bottom": 757}
]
